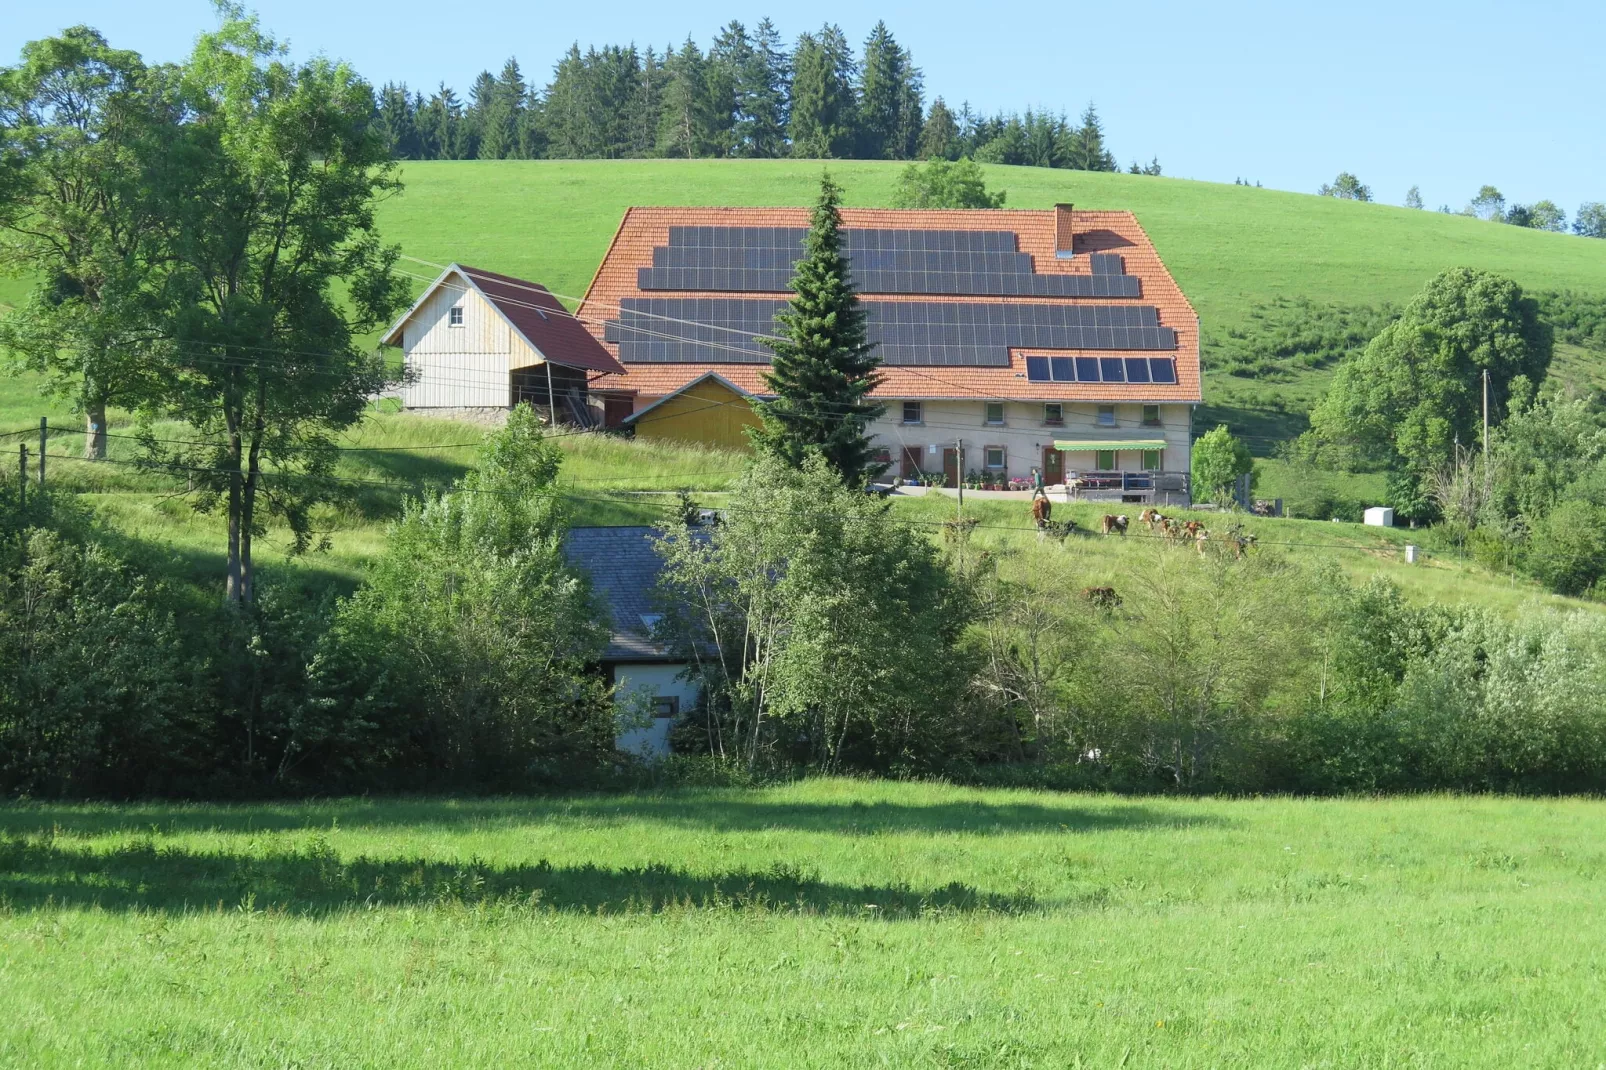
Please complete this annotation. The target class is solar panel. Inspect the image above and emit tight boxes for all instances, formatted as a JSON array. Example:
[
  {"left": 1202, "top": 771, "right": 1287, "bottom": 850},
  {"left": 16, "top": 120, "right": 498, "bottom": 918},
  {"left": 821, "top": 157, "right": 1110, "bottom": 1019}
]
[
  {"left": 1124, "top": 358, "right": 1151, "bottom": 383},
  {"left": 607, "top": 298, "right": 1178, "bottom": 366},
  {"left": 636, "top": 226, "right": 1141, "bottom": 297},
  {"left": 1149, "top": 358, "right": 1177, "bottom": 384},
  {"left": 1050, "top": 356, "right": 1075, "bottom": 382}
]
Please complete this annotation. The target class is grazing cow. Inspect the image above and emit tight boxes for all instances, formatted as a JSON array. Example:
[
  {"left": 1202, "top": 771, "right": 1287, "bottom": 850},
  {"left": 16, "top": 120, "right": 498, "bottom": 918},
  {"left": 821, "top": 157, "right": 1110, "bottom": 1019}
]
[
  {"left": 1031, "top": 496, "right": 1052, "bottom": 528},
  {"left": 1081, "top": 585, "right": 1121, "bottom": 609},
  {"left": 1101, "top": 514, "right": 1130, "bottom": 536}
]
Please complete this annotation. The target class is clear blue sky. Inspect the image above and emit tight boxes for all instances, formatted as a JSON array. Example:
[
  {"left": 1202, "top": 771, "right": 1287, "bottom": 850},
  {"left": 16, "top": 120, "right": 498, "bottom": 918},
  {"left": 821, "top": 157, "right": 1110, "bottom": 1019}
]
[{"left": 7, "top": 0, "right": 1602, "bottom": 214}]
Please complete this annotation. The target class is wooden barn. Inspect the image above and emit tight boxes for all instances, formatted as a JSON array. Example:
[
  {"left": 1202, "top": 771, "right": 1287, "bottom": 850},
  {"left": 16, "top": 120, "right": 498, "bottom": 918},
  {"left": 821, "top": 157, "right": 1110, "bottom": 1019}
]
[{"left": 380, "top": 264, "right": 625, "bottom": 425}]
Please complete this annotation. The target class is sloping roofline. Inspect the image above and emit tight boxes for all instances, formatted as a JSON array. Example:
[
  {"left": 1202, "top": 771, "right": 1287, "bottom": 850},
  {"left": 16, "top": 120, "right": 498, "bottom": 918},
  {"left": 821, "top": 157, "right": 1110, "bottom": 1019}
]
[
  {"left": 381, "top": 263, "right": 625, "bottom": 375},
  {"left": 619, "top": 371, "right": 769, "bottom": 424}
]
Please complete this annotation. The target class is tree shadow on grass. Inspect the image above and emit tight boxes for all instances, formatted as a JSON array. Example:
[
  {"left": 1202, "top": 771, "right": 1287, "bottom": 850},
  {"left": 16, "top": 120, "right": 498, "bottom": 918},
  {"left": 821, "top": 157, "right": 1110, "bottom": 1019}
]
[
  {"left": 0, "top": 836, "right": 1036, "bottom": 918},
  {"left": 0, "top": 796, "right": 1223, "bottom": 840}
]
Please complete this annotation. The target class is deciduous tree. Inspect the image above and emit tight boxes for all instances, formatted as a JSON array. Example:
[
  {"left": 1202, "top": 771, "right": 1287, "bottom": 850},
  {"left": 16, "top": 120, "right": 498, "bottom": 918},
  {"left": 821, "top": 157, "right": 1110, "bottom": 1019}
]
[{"left": 148, "top": 10, "right": 409, "bottom": 603}]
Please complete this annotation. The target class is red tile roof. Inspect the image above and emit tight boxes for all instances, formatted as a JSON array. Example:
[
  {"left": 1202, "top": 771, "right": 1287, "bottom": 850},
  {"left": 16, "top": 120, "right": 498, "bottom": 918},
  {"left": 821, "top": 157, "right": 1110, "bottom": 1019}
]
[
  {"left": 577, "top": 207, "right": 1200, "bottom": 404},
  {"left": 460, "top": 265, "right": 625, "bottom": 375}
]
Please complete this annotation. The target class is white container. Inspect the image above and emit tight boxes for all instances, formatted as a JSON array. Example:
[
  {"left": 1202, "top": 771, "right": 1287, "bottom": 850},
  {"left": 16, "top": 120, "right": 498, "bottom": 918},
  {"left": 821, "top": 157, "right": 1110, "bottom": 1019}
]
[
  {"left": 1405, "top": 544, "right": 1418, "bottom": 564},
  {"left": 1363, "top": 506, "right": 1395, "bottom": 527}
]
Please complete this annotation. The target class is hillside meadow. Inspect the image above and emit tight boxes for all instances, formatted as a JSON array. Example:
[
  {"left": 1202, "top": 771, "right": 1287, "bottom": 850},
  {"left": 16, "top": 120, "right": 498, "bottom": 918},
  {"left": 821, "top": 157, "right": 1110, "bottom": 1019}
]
[{"left": 3, "top": 781, "right": 1604, "bottom": 1068}]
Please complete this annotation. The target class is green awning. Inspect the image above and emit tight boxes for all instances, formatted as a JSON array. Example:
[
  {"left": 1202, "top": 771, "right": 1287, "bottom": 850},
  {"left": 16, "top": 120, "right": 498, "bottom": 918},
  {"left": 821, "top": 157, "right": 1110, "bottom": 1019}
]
[{"left": 1053, "top": 439, "right": 1166, "bottom": 452}]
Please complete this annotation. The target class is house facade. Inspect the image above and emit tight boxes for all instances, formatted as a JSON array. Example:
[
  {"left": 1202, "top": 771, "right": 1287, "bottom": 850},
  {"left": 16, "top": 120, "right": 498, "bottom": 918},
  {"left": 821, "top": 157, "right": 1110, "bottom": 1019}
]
[
  {"left": 563, "top": 526, "right": 698, "bottom": 759},
  {"left": 380, "top": 264, "right": 625, "bottom": 424},
  {"left": 578, "top": 204, "right": 1202, "bottom": 501}
]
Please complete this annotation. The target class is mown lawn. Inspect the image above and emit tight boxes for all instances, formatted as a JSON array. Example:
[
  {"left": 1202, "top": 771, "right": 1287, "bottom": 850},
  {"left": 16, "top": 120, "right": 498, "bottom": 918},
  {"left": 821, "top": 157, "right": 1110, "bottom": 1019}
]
[{"left": 2, "top": 781, "right": 1602, "bottom": 1067}]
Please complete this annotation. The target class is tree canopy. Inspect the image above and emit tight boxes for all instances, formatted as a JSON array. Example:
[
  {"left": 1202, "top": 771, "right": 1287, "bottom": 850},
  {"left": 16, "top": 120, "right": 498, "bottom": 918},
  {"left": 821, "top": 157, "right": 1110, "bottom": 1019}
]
[
  {"left": 1309, "top": 268, "right": 1552, "bottom": 474},
  {"left": 890, "top": 156, "right": 1005, "bottom": 209}
]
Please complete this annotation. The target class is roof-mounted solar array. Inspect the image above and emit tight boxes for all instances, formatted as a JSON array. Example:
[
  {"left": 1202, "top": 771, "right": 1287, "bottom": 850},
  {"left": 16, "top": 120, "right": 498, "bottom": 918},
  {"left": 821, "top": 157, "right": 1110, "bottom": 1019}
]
[
  {"left": 635, "top": 227, "right": 1142, "bottom": 298},
  {"left": 1025, "top": 354, "right": 1178, "bottom": 385},
  {"left": 604, "top": 298, "right": 1176, "bottom": 366}
]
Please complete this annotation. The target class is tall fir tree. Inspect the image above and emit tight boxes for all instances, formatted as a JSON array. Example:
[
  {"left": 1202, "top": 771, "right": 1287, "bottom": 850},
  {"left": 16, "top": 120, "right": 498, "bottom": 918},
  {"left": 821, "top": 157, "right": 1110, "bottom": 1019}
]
[
  {"left": 462, "top": 69, "right": 497, "bottom": 158},
  {"left": 788, "top": 26, "right": 857, "bottom": 158},
  {"left": 376, "top": 82, "right": 421, "bottom": 158},
  {"left": 752, "top": 174, "right": 886, "bottom": 485},
  {"left": 478, "top": 58, "right": 526, "bottom": 159},
  {"left": 629, "top": 46, "right": 666, "bottom": 157},
  {"left": 856, "top": 22, "right": 904, "bottom": 159},
  {"left": 894, "top": 50, "right": 924, "bottom": 159},
  {"left": 739, "top": 18, "right": 790, "bottom": 157},
  {"left": 658, "top": 38, "right": 714, "bottom": 158},
  {"left": 1061, "top": 102, "right": 1116, "bottom": 171},
  {"left": 918, "top": 97, "right": 959, "bottom": 160},
  {"left": 543, "top": 44, "right": 603, "bottom": 157},
  {"left": 706, "top": 22, "right": 750, "bottom": 157},
  {"left": 417, "top": 84, "right": 464, "bottom": 159}
]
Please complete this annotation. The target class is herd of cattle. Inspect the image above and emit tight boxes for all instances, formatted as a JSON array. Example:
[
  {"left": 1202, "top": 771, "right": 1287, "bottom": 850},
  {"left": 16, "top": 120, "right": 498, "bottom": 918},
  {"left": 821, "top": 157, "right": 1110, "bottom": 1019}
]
[
  {"left": 1029, "top": 499, "right": 1259, "bottom": 559},
  {"left": 1027, "top": 499, "right": 1260, "bottom": 609}
]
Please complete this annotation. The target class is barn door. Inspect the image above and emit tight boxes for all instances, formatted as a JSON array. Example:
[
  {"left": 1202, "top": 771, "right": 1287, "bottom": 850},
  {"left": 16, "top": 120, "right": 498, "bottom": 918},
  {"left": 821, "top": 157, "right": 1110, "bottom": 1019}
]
[{"left": 1043, "top": 446, "right": 1064, "bottom": 486}]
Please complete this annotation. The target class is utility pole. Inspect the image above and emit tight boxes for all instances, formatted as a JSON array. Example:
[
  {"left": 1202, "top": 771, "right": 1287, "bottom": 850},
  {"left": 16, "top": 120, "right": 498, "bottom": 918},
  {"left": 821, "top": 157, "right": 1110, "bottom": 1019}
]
[
  {"left": 1482, "top": 368, "right": 1489, "bottom": 459},
  {"left": 38, "top": 417, "right": 46, "bottom": 487},
  {"left": 955, "top": 438, "right": 964, "bottom": 517}
]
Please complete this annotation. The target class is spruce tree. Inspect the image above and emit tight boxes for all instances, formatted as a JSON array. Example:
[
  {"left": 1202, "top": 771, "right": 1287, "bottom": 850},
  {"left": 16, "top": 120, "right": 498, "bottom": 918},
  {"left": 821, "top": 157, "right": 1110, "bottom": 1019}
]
[
  {"left": 740, "top": 19, "right": 790, "bottom": 157},
  {"left": 658, "top": 38, "right": 712, "bottom": 158},
  {"left": 788, "top": 26, "right": 856, "bottom": 158},
  {"left": 918, "top": 97, "right": 958, "bottom": 160},
  {"left": 1062, "top": 102, "right": 1116, "bottom": 171},
  {"left": 752, "top": 174, "right": 886, "bottom": 485}
]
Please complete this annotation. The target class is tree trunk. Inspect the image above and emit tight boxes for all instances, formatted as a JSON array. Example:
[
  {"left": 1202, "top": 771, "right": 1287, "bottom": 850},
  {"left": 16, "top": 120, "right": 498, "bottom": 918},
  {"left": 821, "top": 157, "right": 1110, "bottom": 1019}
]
[
  {"left": 84, "top": 401, "right": 108, "bottom": 461},
  {"left": 225, "top": 428, "right": 244, "bottom": 603}
]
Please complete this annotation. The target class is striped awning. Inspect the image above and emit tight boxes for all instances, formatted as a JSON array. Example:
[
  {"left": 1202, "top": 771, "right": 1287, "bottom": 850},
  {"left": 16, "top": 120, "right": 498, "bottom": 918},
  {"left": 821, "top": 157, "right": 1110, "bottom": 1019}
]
[{"left": 1053, "top": 439, "right": 1166, "bottom": 452}]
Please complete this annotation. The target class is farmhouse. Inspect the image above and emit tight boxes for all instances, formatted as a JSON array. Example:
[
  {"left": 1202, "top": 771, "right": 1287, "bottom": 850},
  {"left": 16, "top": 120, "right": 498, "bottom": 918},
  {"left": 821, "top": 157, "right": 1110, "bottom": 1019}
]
[
  {"left": 380, "top": 263, "right": 625, "bottom": 424},
  {"left": 580, "top": 203, "right": 1201, "bottom": 502},
  {"left": 563, "top": 525, "right": 698, "bottom": 758}
]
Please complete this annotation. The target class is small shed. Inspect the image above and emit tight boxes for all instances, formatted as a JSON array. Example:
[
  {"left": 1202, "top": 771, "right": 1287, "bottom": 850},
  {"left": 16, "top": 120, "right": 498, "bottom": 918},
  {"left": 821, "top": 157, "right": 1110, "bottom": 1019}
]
[
  {"left": 380, "top": 264, "right": 625, "bottom": 424},
  {"left": 563, "top": 526, "right": 700, "bottom": 758},
  {"left": 1363, "top": 506, "right": 1395, "bottom": 527}
]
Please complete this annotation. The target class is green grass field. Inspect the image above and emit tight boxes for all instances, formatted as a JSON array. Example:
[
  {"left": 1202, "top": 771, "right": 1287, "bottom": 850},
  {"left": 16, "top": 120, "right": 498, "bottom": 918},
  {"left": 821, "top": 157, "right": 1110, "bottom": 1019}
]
[{"left": 3, "top": 781, "right": 1603, "bottom": 1067}]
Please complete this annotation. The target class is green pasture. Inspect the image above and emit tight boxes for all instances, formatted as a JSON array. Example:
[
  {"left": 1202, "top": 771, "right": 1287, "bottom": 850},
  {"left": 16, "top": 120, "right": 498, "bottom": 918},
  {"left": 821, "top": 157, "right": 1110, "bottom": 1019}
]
[{"left": 2, "top": 782, "right": 1603, "bottom": 1067}]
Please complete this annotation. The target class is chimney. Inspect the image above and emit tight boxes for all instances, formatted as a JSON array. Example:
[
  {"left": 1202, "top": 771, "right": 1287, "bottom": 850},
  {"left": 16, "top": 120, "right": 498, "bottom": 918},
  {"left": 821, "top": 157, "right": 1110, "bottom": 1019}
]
[{"left": 1054, "top": 203, "right": 1075, "bottom": 259}]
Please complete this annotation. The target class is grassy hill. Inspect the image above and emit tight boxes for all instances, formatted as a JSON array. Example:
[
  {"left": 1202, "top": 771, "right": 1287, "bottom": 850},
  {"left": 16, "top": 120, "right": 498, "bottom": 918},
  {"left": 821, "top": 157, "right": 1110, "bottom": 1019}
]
[
  {"left": 5, "top": 160, "right": 1606, "bottom": 611},
  {"left": 373, "top": 159, "right": 1606, "bottom": 439}
]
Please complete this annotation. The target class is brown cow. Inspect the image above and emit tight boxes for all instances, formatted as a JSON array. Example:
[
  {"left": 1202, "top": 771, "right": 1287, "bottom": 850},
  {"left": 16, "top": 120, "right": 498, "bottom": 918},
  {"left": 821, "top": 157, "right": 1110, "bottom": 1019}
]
[
  {"left": 1101, "top": 514, "right": 1129, "bottom": 536},
  {"left": 1081, "top": 585, "right": 1121, "bottom": 608}
]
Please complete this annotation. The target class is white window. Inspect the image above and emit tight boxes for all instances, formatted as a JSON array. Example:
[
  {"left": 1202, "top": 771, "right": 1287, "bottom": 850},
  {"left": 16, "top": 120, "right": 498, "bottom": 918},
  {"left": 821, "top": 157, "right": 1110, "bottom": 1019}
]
[
  {"left": 902, "top": 401, "right": 922, "bottom": 425},
  {"left": 1043, "top": 403, "right": 1064, "bottom": 426},
  {"left": 1142, "top": 405, "right": 1162, "bottom": 427},
  {"left": 651, "top": 696, "right": 679, "bottom": 719},
  {"left": 984, "top": 446, "right": 1006, "bottom": 470},
  {"left": 448, "top": 305, "right": 464, "bottom": 327},
  {"left": 1097, "top": 404, "right": 1117, "bottom": 427},
  {"left": 984, "top": 402, "right": 1005, "bottom": 426},
  {"left": 1142, "top": 449, "right": 1162, "bottom": 471}
]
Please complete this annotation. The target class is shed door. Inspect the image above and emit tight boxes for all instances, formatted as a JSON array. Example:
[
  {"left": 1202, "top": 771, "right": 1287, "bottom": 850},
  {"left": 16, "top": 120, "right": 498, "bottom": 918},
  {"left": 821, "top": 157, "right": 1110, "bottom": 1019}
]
[{"left": 943, "top": 448, "right": 960, "bottom": 488}]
